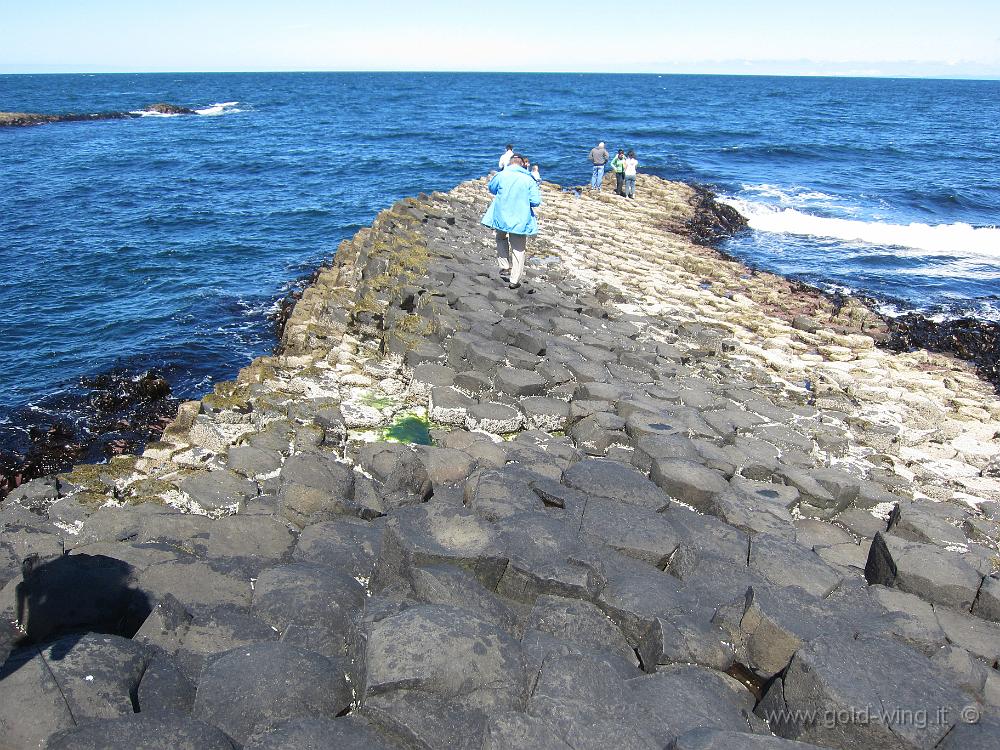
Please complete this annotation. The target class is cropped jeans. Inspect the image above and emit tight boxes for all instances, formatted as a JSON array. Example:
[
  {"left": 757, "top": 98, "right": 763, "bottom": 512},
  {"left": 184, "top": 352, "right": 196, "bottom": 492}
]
[
  {"left": 591, "top": 164, "right": 606, "bottom": 190},
  {"left": 624, "top": 176, "right": 636, "bottom": 198}
]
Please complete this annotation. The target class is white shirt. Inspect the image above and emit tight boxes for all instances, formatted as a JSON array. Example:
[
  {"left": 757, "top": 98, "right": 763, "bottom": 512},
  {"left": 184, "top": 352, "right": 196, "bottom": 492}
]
[
  {"left": 624, "top": 157, "right": 638, "bottom": 177},
  {"left": 499, "top": 149, "right": 514, "bottom": 169}
]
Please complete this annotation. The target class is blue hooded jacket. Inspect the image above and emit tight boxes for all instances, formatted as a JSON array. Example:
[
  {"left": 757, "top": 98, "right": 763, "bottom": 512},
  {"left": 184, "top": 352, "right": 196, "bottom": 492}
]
[{"left": 480, "top": 165, "right": 541, "bottom": 236}]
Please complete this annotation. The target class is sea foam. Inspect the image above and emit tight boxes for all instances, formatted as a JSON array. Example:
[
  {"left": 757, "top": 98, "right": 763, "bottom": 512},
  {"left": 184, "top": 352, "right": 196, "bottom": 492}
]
[
  {"left": 723, "top": 198, "right": 1000, "bottom": 257},
  {"left": 129, "top": 108, "right": 182, "bottom": 117},
  {"left": 129, "top": 101, "right": 242, "bottom": 117},
  {"left": 195, "top": 101, "right": 242, "bottom": 116}
]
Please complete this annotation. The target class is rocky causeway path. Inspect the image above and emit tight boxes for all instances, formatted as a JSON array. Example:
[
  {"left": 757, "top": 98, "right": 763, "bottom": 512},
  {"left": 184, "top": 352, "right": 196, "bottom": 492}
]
[{"left": 1, "top": 174, "right": 998, "bottom": 749}]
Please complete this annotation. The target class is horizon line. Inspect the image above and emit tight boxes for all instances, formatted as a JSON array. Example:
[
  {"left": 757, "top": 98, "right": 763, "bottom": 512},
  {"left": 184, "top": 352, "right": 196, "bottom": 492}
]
[{"left": 2, "top": 68, "right": 1000, "bottom": 82}]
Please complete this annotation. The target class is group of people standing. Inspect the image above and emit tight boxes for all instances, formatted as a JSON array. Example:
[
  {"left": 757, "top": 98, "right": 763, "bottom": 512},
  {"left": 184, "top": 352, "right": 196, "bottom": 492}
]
[
  {"left": 588, "top": 141, "right": 639, "bottom": 197},
  {"left": 498, "top": 144, "right": 541, "bottom": 184},
  {"left": 480, "top": 139, "right": 640, "bottom": 291}
]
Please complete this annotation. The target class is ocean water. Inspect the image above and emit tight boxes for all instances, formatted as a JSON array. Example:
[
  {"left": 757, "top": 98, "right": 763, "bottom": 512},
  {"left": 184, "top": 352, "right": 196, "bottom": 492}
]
[{"left": 2, "top": 72, "right": 999, "bottom": 463}]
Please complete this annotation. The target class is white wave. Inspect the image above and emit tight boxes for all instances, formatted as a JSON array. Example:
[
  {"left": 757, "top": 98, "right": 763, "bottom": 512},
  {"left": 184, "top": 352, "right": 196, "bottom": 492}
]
[
  {"left": 738, "top": 183, "right": 863, "bottom": 216},
  {"left": 195, "top": 101, "right": 242, "bottom": 116},
  {"left": 129, "top": 109, "right": 182, "bottom": 117},
  {"left": 722, "top": 198, "right": 1000, "bottom": 257},
  {"left": 876, "top": 299, "right": 1000, "bottom": 323},
  {"left": 740, "top": 183, "right": 838, "bottom": 204}
]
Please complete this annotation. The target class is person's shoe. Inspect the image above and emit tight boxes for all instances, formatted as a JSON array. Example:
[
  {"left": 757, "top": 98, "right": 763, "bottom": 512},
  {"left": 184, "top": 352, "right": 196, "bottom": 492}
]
[{"left": 508, "top": 282, "right": 521, "bottom": 290}]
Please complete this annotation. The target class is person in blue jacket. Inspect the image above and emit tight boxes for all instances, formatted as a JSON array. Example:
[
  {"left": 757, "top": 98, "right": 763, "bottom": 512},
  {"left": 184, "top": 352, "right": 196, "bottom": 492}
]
[{"left": 480, "top": 154, "right": 541, "bottom": 289}]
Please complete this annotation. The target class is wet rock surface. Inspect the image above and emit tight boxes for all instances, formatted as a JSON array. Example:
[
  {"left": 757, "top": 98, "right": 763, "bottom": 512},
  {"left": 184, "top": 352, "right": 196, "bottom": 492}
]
[
  {"left": 0, "top": 368, "right": 177, "bottom": 499},
  {"left": 1, "top": 174, "right": 999, "bottom": 748}
]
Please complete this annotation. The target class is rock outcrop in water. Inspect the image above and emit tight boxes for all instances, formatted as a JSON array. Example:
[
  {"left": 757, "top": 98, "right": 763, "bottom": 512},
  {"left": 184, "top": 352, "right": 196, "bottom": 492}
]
[
  {"left": 0, "top": 103, "right": 197, "bottom": 127},
  {"left": 0, "top": 370, "right": 176, "bottom": 499},
  {"left": 144, "top": 103, "right": 197, "bottom": 115},
  {"left": 884, "top": 313, "right": 1000, "bottom": 393},
  {"left": 1, "top": 173, "right": 998, "bottom": 748}
]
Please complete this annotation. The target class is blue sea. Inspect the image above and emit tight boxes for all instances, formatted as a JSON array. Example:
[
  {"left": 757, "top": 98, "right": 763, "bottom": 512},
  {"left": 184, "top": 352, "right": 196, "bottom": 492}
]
[{"left": 2, "top": 72, "right": 1000, "bottom": 466}]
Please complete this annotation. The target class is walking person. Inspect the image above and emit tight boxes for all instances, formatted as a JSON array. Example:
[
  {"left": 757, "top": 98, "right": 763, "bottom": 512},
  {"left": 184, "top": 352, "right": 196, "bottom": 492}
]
[
  {"left": 481, "top": 154, "right": 541, "bottom": 289},
  {"left": 611, "top": 149, "right": 626, "bottom": 195},
  {"left": 588, "top": 141, "right": 609, "bottom": 191},
  {"left": 498, "top": 143, "right": 514, "bottom": 170},
  {"left": 623, "top": 149, "right": 639, "bottom": 199}
]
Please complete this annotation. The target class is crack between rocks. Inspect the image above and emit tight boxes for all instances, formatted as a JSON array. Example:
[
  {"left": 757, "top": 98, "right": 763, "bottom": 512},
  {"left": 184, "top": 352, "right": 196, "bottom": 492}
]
[
  {"left": 39, "top": 644, "right": 78, "bottom": 727},
  {"left": 130, "top": 658, "right": 150, "bottom": 713},
  {"left": 933, "top": 722, "right": 957, "bottom": 749},
  {"left": 874, "top": 692, "right": 909, "bottom": 748},
  {"left": 969, "top": 574, "right": 987, "bottom": 615}
]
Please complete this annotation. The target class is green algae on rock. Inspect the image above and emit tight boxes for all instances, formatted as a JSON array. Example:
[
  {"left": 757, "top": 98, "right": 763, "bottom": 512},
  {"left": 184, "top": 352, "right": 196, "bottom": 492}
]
[{"left": 382, "top": 414, "right": 433, "bottom": 445}]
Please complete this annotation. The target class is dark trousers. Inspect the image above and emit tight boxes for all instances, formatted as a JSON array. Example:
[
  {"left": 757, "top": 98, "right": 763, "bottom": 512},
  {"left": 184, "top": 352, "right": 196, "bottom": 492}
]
[{"left": 615, "top": 171, "right": 625, "bottom": 195}]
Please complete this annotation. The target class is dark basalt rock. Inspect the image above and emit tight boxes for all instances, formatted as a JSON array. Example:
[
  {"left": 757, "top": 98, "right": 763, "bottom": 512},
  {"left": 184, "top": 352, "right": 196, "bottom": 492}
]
[
  {"left": 192, "top": 642, "right": 352, "bottom": 745},
  {"left": 0, "top": 111, "right": 138, "bottom": 127},
  {"left": 0, "top": 632, "right": 152, "bottom": 745},
  {"left": 145, "top": 102, "right": 197, "bottom": 115},
  {"left": 46, "top": 714, "right": 237, "bottom": 750},
  {"left": 686, "top": 185, "right": 750, "bottom": 247},
  {"left": 12, "top": 552, "right": 151, "bottom": 645},
  {"left": 759, "top": 634, "right": 968, "bottom": 749},
  {"left": 0, "top": 368, "right": 176, "bottom": 499},
  {"left": 243, "top": 716, "right": 400, "bottom": 750},
  {"left": 884, "top": 313, "right": 1000, "bottom": 391},
  {"left": 272, "top": 262, "right": 335, "bottom": 346},
  {"left": 0, "top": 103, "right": 197, "bottom": 127}
]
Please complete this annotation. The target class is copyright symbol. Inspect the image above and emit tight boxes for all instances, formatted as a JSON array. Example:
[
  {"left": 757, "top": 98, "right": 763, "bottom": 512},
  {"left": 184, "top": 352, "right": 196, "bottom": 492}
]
[{"left": 961, "top": 705, "right": 981, "bottom": 724}]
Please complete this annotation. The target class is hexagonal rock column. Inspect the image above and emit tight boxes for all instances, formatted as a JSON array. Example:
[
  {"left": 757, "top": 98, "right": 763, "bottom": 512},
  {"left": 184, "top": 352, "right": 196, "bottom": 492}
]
[
  {"left": 429, "top": 386, "right": 477, "bottom": 426},
  {"left": 362, "top": 604, "right": 526, "bottom": 711},
  {"left": 276, "top": 453, "right": 357, "bottom": 528},
  {"left": 192, "top": 642, "right": 351, "bottom": 746},
  {"left": 178, "top": 469, "right": 258, "bottom": 515},
  {"left": 494, "top": 367, "right": 547, "bottom": 397},
  {"left": 865, "top": 532, "right": 984, "bottom": 612},
  {"left": 759, "top": 634, "right": 968, "bottom": 750},
  {"left": 563, "top": 458, "right": 671, "bottom": 512},
  {"left": 46, "top": 714, "right": 236, "bottom": 750},
  {"left": 250, "top": 562, "right": 366, "bottom": 657},
  {"left": 519, "top": 396, "right": 570, "bottom": 432},
  {"left": 373, "top": 504, "right": 509, "bottom": 591},
  {"left": 649, "top": 457, "right": 729, "bottom": 512},
  {"left": 465, "top": 402, "right": 523, "bottom": 434}
]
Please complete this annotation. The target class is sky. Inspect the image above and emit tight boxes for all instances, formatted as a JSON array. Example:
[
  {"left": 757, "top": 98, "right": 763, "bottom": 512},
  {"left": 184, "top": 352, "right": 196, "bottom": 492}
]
[{"left": 2, "top": 0, "right": 1000, "bottom": 78}]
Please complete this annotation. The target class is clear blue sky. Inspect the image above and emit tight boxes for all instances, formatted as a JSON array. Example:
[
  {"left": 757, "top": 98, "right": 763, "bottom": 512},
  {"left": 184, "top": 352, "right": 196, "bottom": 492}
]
[{"left": 3, "top": 0, "right": 1000, "bottom": 78}]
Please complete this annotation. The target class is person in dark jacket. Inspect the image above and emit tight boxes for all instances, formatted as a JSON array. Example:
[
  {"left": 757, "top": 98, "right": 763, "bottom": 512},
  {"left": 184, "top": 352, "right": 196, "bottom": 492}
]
[{"left": 588, "top": 141, "right": 609, "bottom": 191}]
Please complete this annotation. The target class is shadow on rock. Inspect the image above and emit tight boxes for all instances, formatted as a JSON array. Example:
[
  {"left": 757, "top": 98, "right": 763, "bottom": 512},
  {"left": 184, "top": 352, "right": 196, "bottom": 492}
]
[{"left": 1, "top": 553, "right": 151, "bottom": 675}]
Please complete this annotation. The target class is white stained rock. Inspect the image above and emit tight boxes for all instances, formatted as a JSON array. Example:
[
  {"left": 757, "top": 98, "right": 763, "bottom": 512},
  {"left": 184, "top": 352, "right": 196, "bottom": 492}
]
[{"left": 341, "top": 401, "right": 388, "bottom": 429}]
